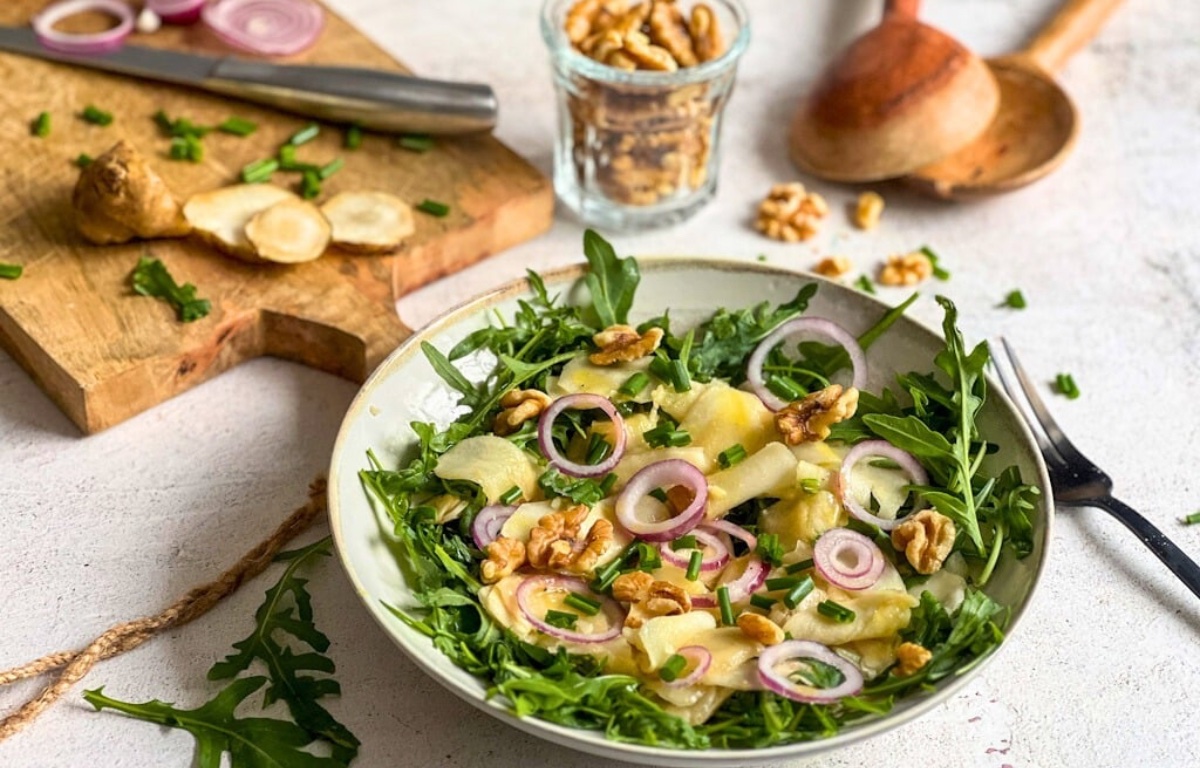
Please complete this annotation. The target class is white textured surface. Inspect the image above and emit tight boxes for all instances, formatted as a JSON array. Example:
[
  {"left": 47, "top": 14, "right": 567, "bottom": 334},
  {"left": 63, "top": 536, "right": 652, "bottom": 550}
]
[{"left": 2, "top": 1, "right": 1198, "bottom": 767}]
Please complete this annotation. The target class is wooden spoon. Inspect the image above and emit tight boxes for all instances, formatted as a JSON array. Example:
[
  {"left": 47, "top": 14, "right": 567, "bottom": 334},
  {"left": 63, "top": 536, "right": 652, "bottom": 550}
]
[
  {"left": 906, "top": 0, "right": 1125, "bottom": 198},
  {"left": 788, "top": 0, "right": 1000, "bottom": 182}
]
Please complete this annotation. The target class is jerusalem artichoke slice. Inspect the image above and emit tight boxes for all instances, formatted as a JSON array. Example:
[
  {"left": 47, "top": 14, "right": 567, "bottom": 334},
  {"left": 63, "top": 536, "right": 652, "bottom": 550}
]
[
  {"left": 183, "top": 184, "right": 295, "bottom": 261},
  {"left": 244, "top": 198, "right": 331, "bottom": 264},
  {"left": 73, "top": 140, "right": 191, "bottom": 245},
  {"left": 320, "top": 191, "right": 415, "bottom": 254}
]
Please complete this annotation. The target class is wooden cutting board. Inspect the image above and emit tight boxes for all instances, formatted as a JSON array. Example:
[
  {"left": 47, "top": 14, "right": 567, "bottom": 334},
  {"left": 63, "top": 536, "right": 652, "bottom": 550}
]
[{"left": 0, "top": 1, "right": 552, "bottom": 434}]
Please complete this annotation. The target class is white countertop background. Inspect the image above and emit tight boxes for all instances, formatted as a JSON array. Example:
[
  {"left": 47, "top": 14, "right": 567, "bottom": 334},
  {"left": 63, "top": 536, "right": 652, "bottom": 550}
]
[{"left": 3, "top": 1, "right": 1199, "bottom": 766}]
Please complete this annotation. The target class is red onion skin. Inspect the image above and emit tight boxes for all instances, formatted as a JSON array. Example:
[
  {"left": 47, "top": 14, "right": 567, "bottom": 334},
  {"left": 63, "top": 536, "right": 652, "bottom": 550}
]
[
  {"left": 537, "top": 393, "right": 626, "bottom": 479},
  {"left": 836, "top": 440, "right": 930, "bottom": 531},
  {"left": 662, "top": 645, "right": 712, "bottom": 688},
  {"left": 202, "top": 0, "right": 325, "bottom": 57},
  {"left": 700, "top": 519, "right": 757, "bottom": 552},
  {"left": 757, "top": 640, "right": 864, "bottom": 703},
  {"left": 691, "top": 556, "right": 767, "bottom": 608},
  {"left": 658, "top": 528, "right": 731, "bottom": 573},
  {"left": 471, "top": 505, "right": 517, "bottom": 550},
  {"left": 515, "top": 575, "right": 623, "bottom": 644},
  {"left": 148, "top": 0, "right": 205, "bottom": 24},
  {"left": 33, "top": 0, "right": 134, "bottom": 55},
  {"left": 615, "top": 459, "right": 708, "bottom": 543},
  {"left": 746, "top": 317, "right": 868, "bottom": 412},
  {"left": 812, "top": 528, "right": 885, "bottom": 591}
]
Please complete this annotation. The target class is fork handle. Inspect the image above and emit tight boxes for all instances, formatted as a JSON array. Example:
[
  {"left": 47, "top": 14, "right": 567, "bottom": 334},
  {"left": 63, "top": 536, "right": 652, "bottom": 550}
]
[{"left": 1077, "top": 496, "right": 1200, "bottom": 599}]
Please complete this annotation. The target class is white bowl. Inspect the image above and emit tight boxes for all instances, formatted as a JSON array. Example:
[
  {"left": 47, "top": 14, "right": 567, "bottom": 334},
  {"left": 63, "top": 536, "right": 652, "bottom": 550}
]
[{"left": 328, "top": 259, "right": 1054, "bottom": 767}]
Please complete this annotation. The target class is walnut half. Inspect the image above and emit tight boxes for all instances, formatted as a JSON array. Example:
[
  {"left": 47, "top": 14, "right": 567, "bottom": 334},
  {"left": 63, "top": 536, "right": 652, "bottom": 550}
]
[
  {"left": 589, "top": 324, "right": 664, "bottom": 365},
  {"left": 481, "top": 538, "right": 526, "bottom": 584},
  {"left": 755, "top": 182, "right": 828, "bottom": 243},
  {"left": 878, "top": 252, "right": 933, "bottom": 286},
  {"left": 891, "top": 509, "right": 956, "bottom": 574},
  {"left": 894, "top": 641, "right": 932, "bottom": 676},
  {"left": 775, "top": 384, "right": 859, "bottom": 444},
  {"left": 526, "top": 506, "right": 615, "bottom": 574},
  {"left": 493, "top": 388, "right": 552, "bottom": 436},
  {"left": 737, "top": 613, "right": 784, "bottom": 646}
]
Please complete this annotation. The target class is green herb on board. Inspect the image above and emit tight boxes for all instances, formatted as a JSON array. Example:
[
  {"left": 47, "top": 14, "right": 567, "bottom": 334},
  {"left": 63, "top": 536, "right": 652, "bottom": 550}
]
[{"left": 130, "top": 256, "right": 211, "bottom": 323}]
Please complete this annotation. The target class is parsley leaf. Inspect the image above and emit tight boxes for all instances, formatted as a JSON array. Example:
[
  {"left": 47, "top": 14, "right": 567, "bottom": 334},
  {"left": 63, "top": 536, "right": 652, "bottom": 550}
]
[
  {"left": 131, "top": 255, "right": 211, "bottom": 322},
  {"left": 583, "top": 229, "right": 640, "bottom": 328}
]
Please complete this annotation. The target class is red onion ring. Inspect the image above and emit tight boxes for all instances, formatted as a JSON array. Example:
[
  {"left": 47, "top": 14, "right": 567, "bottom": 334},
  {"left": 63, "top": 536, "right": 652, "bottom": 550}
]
[
  {"left": 813, "top": 528, "right": 885, "bottom": 591},
  {"left": 515, "top": 575, "right": 623, "bottom": 644},
  {"left": 202, "top": 0, "right": 325, "bottom": 56},
  {"left": 746, "top": 317, "right": 867, "bottom": 411},
  {"left": 835, "top": 440, "right": 929, "bottom": 531},
  {"left": 757, "top": 640, "right": 864, "bottom": 703},
  {"left": 33, "top": 0, "right": 134, "bottom": 55},
  {"left": 658, "top": 528, "right": 730, "bottom": 573},
  {"left": 663, "top": 646, "right": 712, "bottom": 688},
  {"left": 537, "top": 393, "right": 626, "bottom": 479},
  {"left": 615, "top": 459, "right": 707, "bottom": 542},
  {"left": 471, "top": 504, "right": 516, "bottom": 550},
  {"left": 692, "top": 556, "right": 768, "bottom": 608},
  {"left": 700, "top": 519, "right": 758, "bottom": 553},
  {"left": 148, "top": 0, "right": 206, "bottom": 24}
]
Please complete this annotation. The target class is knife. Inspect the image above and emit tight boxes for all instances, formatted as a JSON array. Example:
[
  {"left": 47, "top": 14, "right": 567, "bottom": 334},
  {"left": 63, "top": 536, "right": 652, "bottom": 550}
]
[{"left": 0, "top": 26, "right": 497, "bottom": 135}]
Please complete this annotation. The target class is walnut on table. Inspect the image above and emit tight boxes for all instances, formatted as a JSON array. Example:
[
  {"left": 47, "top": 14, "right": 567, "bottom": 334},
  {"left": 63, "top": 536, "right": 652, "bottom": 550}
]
[
  {"left": 878, "top": 251, "right": 933, "bottom": 286},
  {"left": 755, "top": 183, "right": 829, "bottom": 243},
  {"left": 813, "top": 256, "right": 852, "bottom": 278},
  {"left": 891, "top": 509, "right": 956, "bottom": 574},
  {"left": 775, "top": 384, "right": 859, "bottom": 444},
  {"left": 854, "top": 191, "right": 885, "bottom": 230}
]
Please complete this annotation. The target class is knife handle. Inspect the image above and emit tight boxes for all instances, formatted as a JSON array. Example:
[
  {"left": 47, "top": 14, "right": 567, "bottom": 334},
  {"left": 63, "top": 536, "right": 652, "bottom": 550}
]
[{"left": 203, "top": 59, "right": 497, "bottom": 135}]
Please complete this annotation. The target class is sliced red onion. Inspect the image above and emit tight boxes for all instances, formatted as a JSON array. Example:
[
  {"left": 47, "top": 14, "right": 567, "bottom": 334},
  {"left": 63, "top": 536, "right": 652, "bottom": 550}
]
[
  {"left": 813, "top": 528, "right": 885, "bottom": 591},
  {"left": 33, "top": 0, "right": 134, "bottom": 55},
  {"left": 835, "top": 440, "right": 929, "bottom": 531},
  {"left": 692, "top": 556, "right": 768, "bottom": 608},
  {"left": 746, "top": 317, "right": 867, "bottom": 411},
  {"left": 658, "top": 528, "right": 730, "bottom": 573},
  {"left": 537, "top": 393, "right": 626, "bottom": 479},
  {"left": 148, "top": 0, "right": 206, "bottom": 24},
  {"left": 471, "top": 504, "right": 516, "bottom": 550},
  {"left": 202, "top": 0, "right": 325, "bottom": 56},
  {"left": 615, "top": 459, "right": 707, "bottom": 542},
  {"left": 515, "top": 575, "right": 623, "bottom": 644},
  {"left": 663, "top": 646, "right": 712, "bottom": 688},
  {"left": 757, "top": 640, "right": 864, "bottom": 703},
  {"left": 700, "top": 519, "right": 758, "bottom": 553}
]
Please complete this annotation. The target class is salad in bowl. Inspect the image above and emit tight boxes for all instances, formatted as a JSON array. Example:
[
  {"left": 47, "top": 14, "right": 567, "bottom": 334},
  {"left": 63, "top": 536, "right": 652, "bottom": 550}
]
[{"left": 333, "top": 231, "right": 1048, "bottom": 762}]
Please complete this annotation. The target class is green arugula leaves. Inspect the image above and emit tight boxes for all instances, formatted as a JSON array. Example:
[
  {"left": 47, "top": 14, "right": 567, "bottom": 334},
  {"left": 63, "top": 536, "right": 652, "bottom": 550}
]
[{"left": 583, "top": 229, "right": 640, "bottom": 328}]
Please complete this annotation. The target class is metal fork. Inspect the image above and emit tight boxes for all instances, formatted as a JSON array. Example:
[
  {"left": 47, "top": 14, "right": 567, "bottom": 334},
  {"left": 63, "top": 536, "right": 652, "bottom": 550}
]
[{"left": 992, "top": 337, "right": 1200, "bottom": 599}]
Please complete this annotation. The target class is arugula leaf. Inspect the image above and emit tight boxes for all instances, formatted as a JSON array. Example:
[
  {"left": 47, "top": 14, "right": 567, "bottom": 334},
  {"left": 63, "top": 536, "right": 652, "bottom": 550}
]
[
  {"left": 84, "top": 678, "right": 340, "bottom": 768},
  {"left": 583, "top": 230, "right": 640, "bottom": 327},
  {"left": 422, "top": 341, "right": 481, "bottom": 405},
  {"left": 209, "top": 537, "right": 359, "bottom": 762},
  {"left": 538, "top": 467, "right": 610, "bottom": 506},
  {"left": 861, "top": 414, "right": 954, "bottom": 460},
  {"left": 131, "top": 255, "right": 211, "bottom": 322}
]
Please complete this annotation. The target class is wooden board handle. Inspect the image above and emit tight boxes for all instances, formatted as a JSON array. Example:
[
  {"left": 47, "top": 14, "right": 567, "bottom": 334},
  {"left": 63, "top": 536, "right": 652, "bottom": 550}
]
[
  {"left": 1022, "top": 0, "right": 1125, "bottom": 72},
  {"left": 884, "top": 0, "right": 921, "bottom": 18}
]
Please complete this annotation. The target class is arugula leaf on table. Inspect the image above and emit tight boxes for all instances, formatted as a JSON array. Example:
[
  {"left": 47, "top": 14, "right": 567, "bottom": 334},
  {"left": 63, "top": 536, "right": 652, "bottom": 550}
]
[
  {"left": 583, "top": 229, "right": 640, "bottom": 327},
  {"left": 85, "top": 678, "right": 340, "bottom": 768},
  {"left": 131, "top": 255, "right": 211, "bottom": 323},
  {"left": 209, "top": 538, "right": 360, "bottom": 763}
]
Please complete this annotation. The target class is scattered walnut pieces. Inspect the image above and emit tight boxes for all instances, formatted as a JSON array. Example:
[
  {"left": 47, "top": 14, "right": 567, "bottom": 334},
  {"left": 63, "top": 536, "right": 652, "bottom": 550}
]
[
  {"left": 879, "top": 251, "right": 933, "bottom": 287},
  {"left": 589, "top": 324, "right": 664, "bottom": 365},
  {"left": 481, "top": 537, "right": 526, "bottom": 584},
  {"left": 755, "top": 182, "right": 829, "bottom": 242},
  {"left": 493, "top": 389, "right": 553, "bottom": 436},
  {"left": 853, "top": 191, "right": 885, "bottom": 230},
  {"left": 736, "top": 613, "right": 784, "bottom": 646},
  {"left": 894, "top": 641, "right": 933, "bottom": 677},
  {"left": 611, "top": 572, "right": 692, "bottom": 628},
  {"left": 891, "top": 509, "right": 956, "bottom": 574},
  {"left": 775, "top": 384, "right": 859, "bottom": 444},
  {"left": 611, "top": 570, "right": 654, "bottom": 602},
  {"left": 526, "top": 506, "right": 615, "bottom": 574},
  {"left": 813, "top": 256, "right": 852, "bottom": 278}
]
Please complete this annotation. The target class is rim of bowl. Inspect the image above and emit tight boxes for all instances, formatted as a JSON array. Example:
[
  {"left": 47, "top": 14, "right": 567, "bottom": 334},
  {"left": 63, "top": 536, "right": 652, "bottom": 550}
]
[{"left": 328, "top": 257, "right": 1055, "bottom": 764}]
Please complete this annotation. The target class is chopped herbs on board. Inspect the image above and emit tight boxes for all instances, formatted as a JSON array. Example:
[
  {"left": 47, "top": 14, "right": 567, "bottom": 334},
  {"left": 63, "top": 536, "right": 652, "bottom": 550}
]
[{"left": 130, "top": 255, "right": 211, "bottom": 323}]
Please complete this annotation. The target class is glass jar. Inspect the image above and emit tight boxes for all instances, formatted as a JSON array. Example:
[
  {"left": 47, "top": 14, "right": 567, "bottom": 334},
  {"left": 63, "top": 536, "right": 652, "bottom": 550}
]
[{"left": 540, "top": 0, "right": 750, "bottom": 230}]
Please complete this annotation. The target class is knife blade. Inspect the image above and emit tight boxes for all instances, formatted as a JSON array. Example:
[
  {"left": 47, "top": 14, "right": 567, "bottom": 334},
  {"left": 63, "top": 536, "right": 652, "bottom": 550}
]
[{"left": 0, "top": 26, "right": 497, "bottom": 134}]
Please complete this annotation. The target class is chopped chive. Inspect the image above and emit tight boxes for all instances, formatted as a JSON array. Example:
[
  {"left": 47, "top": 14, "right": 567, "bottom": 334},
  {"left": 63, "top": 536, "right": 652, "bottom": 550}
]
[
  {"left": 278, "top": 143, "right": 299, "bottom": 168},
  {"left": 717, "top": 444, "right": 747, "bottom": 469},
  {"left": 0, "top": 263, "right": 23, "bottom": 280},
  {"left": 634, "top": 542, "right": 662, "bottom": 573},
  {"left": 564, "top": 593, "right": 602, "bottom": 616},
  {"left": 318, "top": 157, "right": 344, "bottom": 180},
  {"left": 592, "top": 542, "right": 638, "bottom": 591},
  {"left": 81, "top": 105, "right": 113, "bottom": 126},
  {"left": 855, "top": 275, "right": 876, "bottom": 295},
  {"left": 799, "top": 477, "right": 820, "bottom": 495},
  {"left": 756, "top": 254, "right": 768, "bottom": 262},
  {"left": 670, "top": 535, "right": 698, "bottom": 551},
  {"left": 74, "top": 153, "right": 93, "bottom": 168},
  {"left": 31, "top": 111, "right": 50, "bottom": 137},
  {"left": 755, "top": 533, "right": 784, "bottom": 567},
  {"left": 765, "top": 576, "right": 801, "bottom": 591},
  {"left": 658, "top": 653, "right": 688, "bottom": 682},
  {"left": 618, "top": 371, "right": 650, "bottom": 398},
  {"left": 499, "top": 485, "right": 522, "bottom": 506},
  {"left": 153, "top": 110, "right": 173, "bottom": 134},
  {"left": 169, "top": 137, "right": 189, "bottom": 161},
  {"left": 544, "top": 609, "right": 578, "bottom": 630},
  {"left": 649, "top": 487, "right": 669, "bottom": 503},
  {"left": 1002, "top": 289, "right": 1027, "bottom": 309},
  {"left": 749, "top": 594, "right": 776, "bottom": 611},
  {"left": 416, "top": 198, "right": 450, "bottom": 217},
  {"left": 1182, "top": 511, "right": 1200, "bottom": 526},
  {"left": 766, "top": 375, "right": 806, "bottom": 403},
  {"left": 920, "top": 246, "right": 951, "bottom": 280},
  {"left": 644, "top": 423, "right": 692, "bottom": 449},
  {"left": 785, "top": 558, "right": 814, "bottom": 575},
  {"left": 289, "top": 122, "right": 320, "bottom": 146},
  {"left": 685, "top": 550, "right": 703, "bottom": 581},
  {"left": 169, "top": 134, "right": 204, "bottom": 163},
  {"left": 817, "top": 599, "right": 856, "bottom": 623},
  {"left": 217, "top": 116, "right": 258, "bottom": 137},
  {"left": 599, "top": 472, "right": 618, "bottom": 495},
  {"left": 397, "top": 134, "right": 434, "bottom": 152},
  {"left": 667, "top": 359, "right": 691, "bottom": 392},
  {"left": 344, "top": 124, "right": 363, "bottom": 150},
  {"left": 241, "top": 158, "right": 279, "bottom": 184},
  {"left": 300, "top": 170, "right": 322, "bottom": 199},
  {"left": 717, "top": 586, "right": 735, "bottom": 626},
  {"left": 783, "top": 575, "right": 815, "bottom": 609},
  {"left": 585, "top": 433, "right": 612, "bottom": 465},
  {"left": 1054, "top": 372, "right": 1080, "bottom": 400}
]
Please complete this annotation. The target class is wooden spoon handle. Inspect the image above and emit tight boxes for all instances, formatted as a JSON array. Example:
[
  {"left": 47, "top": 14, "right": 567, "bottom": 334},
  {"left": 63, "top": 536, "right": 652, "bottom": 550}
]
[
  {"left": 1022, "top": 0, "right": 1125, "bottom": 72},
  {"left": 884, "top": 0, "right": 921, "bottom": 17}
]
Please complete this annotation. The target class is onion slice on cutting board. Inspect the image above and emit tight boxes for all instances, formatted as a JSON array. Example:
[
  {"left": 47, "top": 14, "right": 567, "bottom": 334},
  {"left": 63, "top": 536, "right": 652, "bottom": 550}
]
[{"left": 321, "top": 191, "right": 414, "bottom": 254}]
